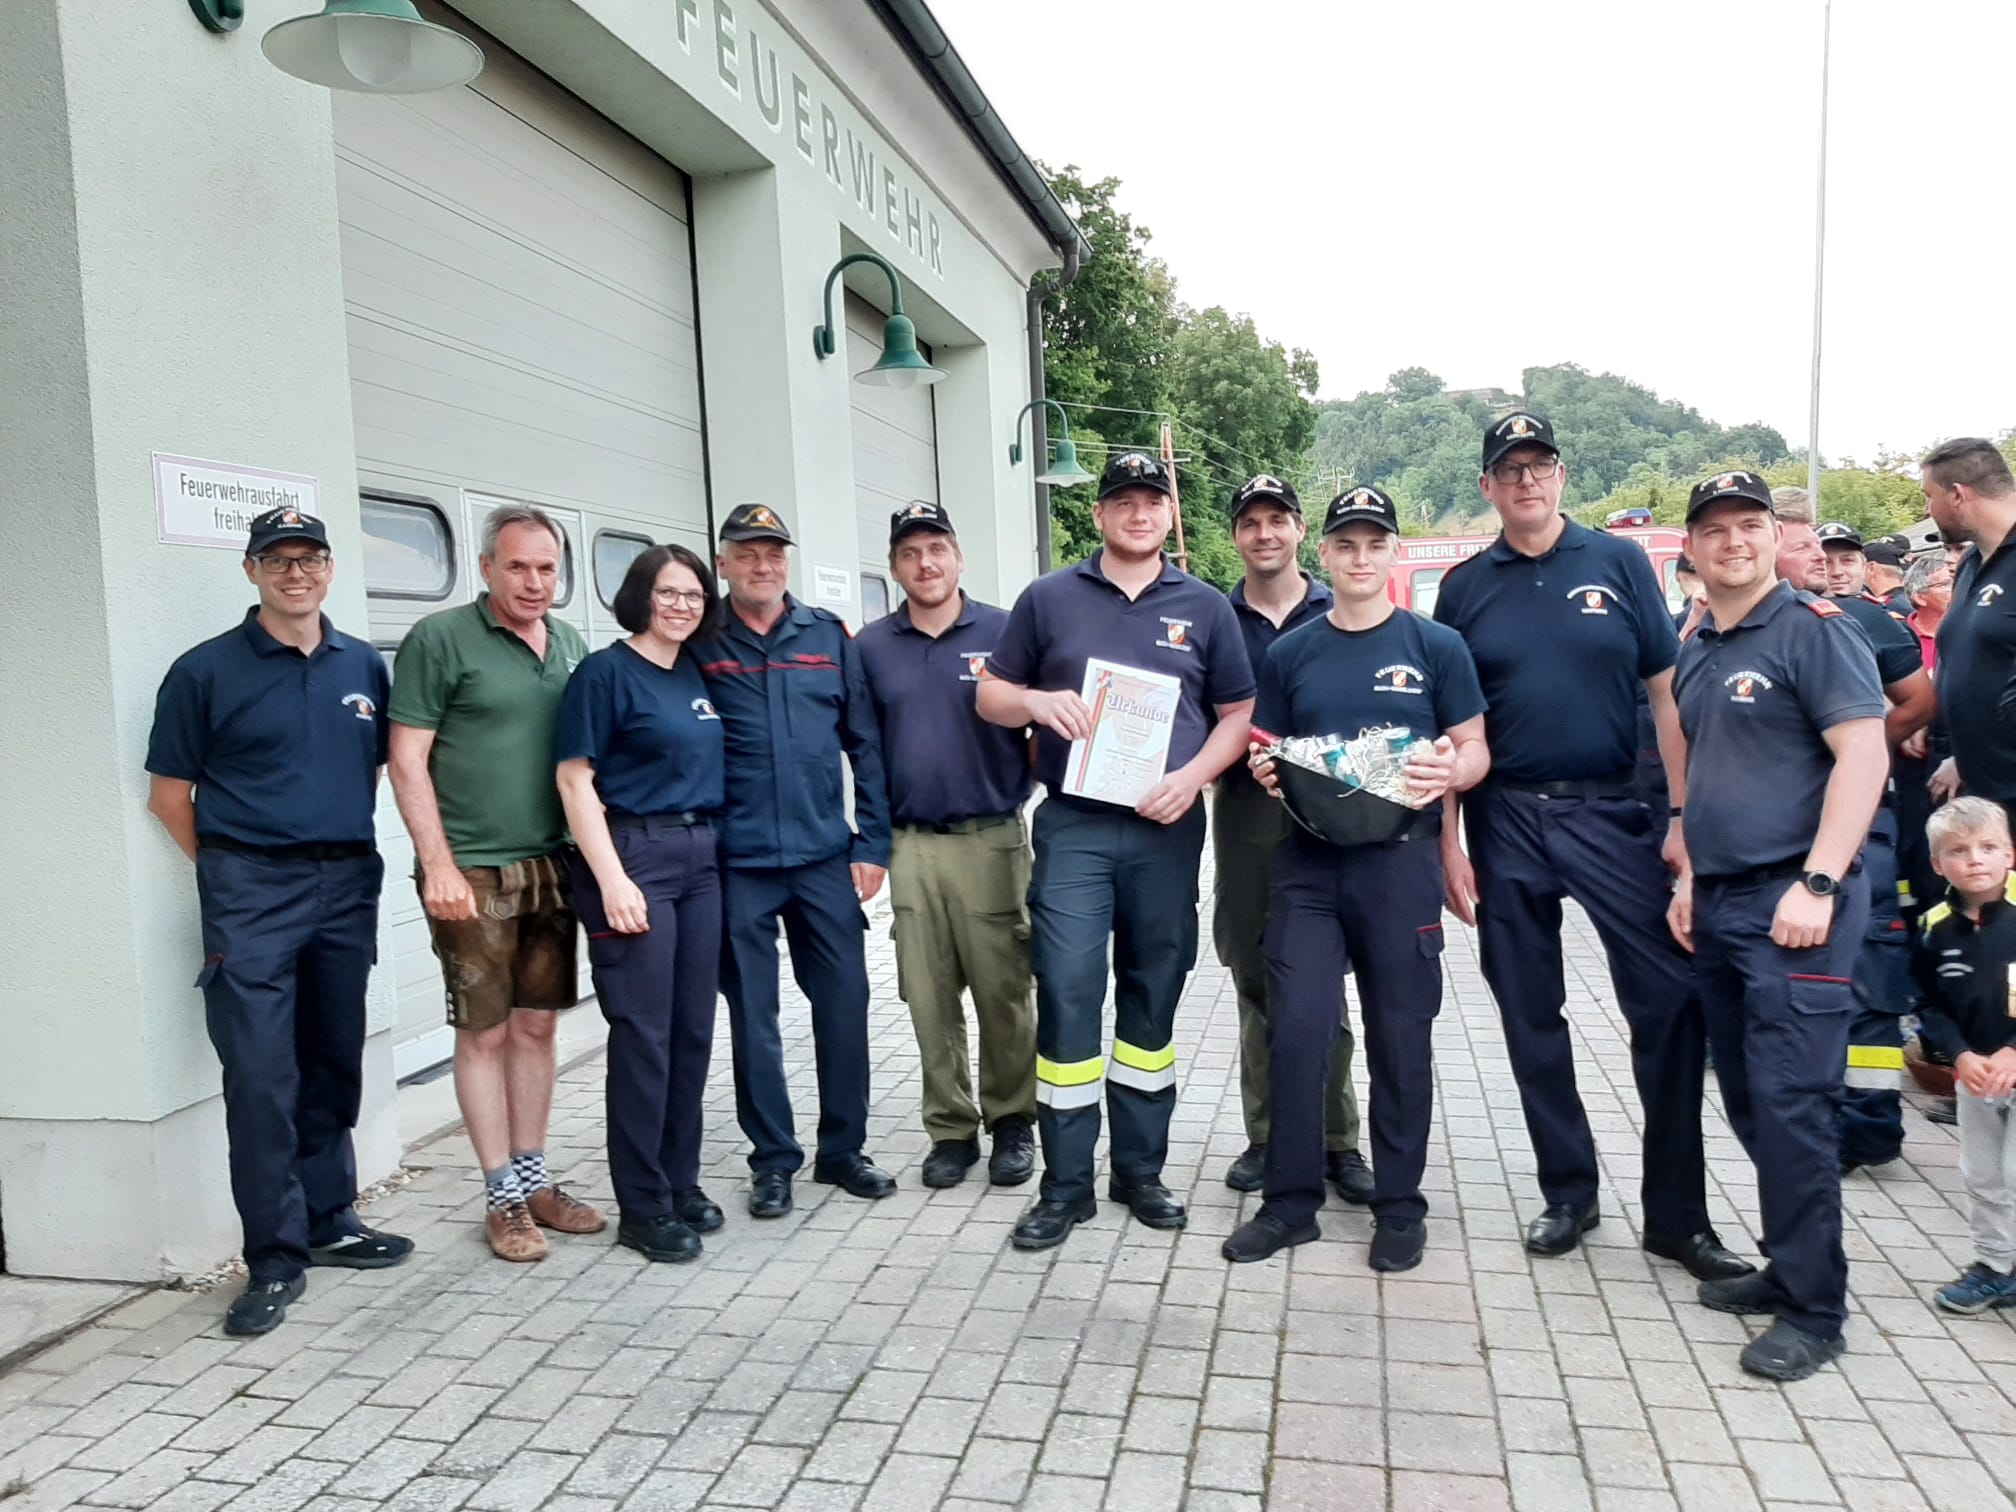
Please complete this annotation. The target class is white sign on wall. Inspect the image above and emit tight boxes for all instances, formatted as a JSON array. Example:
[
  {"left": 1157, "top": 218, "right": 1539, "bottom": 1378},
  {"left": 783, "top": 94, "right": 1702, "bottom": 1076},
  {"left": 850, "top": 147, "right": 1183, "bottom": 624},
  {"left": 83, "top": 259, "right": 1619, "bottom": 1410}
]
[
  {"left": 813, "top": 564, "right": 853, "bottom": 604},
  {"left": 154, "top": 452, "right": 320, "bottom": 551}
]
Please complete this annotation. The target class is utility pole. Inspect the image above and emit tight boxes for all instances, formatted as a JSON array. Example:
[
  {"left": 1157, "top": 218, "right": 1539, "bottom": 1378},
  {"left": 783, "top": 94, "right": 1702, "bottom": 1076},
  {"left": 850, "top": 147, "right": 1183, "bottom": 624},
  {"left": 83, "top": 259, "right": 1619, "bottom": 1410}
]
[
  {"left": 1161, "top": 423, "right": 1189, "bottom": 571},
  {"left": 1807, "top": 0, "right": 1831, "bottom": 508}
]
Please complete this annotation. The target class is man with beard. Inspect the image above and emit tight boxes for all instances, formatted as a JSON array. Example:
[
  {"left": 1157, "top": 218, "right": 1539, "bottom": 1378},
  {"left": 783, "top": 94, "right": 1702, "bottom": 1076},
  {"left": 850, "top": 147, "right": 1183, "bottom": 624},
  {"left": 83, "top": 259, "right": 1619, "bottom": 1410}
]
[
  {"left": 857, "top": 502, "right": 1037, "bottom": 1192},
  {"left": 1669, "top": 470, "right": 1887, "bottom": 1380},
  {"left": 1922, "top": 438, "right": 2016, "bottom": 835}
]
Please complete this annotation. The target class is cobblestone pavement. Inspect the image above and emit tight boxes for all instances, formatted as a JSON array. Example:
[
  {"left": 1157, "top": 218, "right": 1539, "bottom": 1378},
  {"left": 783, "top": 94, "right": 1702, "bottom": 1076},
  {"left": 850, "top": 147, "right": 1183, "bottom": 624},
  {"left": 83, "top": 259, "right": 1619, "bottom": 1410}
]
[{"left": 3, "top": 869, "right": 2011, "bottom": 1512}]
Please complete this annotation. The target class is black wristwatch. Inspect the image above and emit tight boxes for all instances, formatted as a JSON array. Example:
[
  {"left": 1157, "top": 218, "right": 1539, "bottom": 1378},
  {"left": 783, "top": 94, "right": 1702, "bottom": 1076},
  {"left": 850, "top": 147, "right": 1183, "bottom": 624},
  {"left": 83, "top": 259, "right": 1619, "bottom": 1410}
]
[{"left": 1801, "top": 870, "right": 1839, "bottom": 897}]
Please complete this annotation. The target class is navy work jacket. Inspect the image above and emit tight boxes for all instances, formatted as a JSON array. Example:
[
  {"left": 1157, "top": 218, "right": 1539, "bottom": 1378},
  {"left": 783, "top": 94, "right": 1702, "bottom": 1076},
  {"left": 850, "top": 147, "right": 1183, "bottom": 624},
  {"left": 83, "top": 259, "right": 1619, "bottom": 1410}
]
[{"left": 695, "top": 595, "right": 892, "bottom": 869}]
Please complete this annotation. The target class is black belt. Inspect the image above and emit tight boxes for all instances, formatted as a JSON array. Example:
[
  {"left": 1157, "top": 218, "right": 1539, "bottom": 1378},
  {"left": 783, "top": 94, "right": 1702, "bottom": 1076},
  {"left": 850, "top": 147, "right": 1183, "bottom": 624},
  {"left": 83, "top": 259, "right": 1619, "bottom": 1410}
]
[
  {"left": 606, "top": 810, "right": 711, "bottom": 831},
  {"left": 200, "top": 836, "right": 375, "bottom": 861},
  {"left": 895, "top": 814, "right": 1019, "bottom": 836},
  {"left": 1493, "top": 771, "right": 1638, "bottom": 800},
  {"left": 1698, "top": 857, "right": 1862, "bottom": 889}
]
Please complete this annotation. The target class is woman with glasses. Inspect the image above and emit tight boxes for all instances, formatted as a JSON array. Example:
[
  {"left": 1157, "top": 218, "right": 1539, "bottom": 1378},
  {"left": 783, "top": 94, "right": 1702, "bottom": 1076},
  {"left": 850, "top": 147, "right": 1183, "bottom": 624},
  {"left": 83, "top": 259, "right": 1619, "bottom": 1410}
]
[{"left": 556, "top": 544, "right": 727, "bottom": 1263}]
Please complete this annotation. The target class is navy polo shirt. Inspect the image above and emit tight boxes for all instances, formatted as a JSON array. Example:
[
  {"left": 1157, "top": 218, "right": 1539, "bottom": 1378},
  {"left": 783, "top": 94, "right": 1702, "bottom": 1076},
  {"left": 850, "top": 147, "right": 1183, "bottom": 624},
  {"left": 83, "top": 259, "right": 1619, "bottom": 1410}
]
[
  {"left": 856, "top": 594, "right": 1033, "bottom": 825},
  {"left": 1829, "top": 594, "right": 1921, "bottom": 686},
  {"left": 554, "top": 642, "right": 725, "bottom": 818},
  {"left": 1256, "top": 607, "right": 1486, "bottom": 752},
  {"left": 146, "top": 609, "right": 389, "bottom": 848},
  {"left": 1940, "top": 538, "right": 2016, "bottom": 801},
  {"left": 987, "top": 550, "right": 1256, "bottom": 794},
  {"left": 1222, "top": 573, "right": 1333, "bottom": 797},
  {"left": 1674, "top": 582, "right": 1887, "bottom": 877},
  {"left": 1432, "top": 517, "right": 1677, "bottom": 783}
]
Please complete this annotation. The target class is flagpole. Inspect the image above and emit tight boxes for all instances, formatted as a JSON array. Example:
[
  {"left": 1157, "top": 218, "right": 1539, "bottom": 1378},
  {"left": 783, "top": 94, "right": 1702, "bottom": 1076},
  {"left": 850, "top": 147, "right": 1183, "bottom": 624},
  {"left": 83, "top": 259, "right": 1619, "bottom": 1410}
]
[{"left": 1807, "top": 0, "right": 1831, "bottom": 506}]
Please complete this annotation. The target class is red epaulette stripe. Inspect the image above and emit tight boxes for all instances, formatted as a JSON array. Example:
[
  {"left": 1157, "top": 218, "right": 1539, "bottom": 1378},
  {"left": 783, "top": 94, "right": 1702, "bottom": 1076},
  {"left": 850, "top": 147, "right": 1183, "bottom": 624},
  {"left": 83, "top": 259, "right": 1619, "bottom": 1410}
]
[{"left": 1805, "top": 599, "right": 1843, "bottom": 618}]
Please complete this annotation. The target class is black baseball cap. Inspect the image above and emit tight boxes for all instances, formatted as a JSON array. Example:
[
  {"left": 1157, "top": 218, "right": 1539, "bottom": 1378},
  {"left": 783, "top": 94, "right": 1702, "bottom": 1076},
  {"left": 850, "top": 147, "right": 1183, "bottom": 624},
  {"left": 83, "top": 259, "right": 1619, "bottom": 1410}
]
[
  {"left": 719, "top": 503, "right": 795, "bottom": 544},
  {"left": 1675, "top": 554, "right": 1696, "bottom": 575},
  {"left": 890, "top": 499, "right": 954, "bottom": 546},
  {"left": 1816, "top": 521, "right": 1864, "bottom": 551},
  {"left": 1862, "top": 538, "right": 1905, "bottom": 567},
  {"left": 1322, "top": 485, "right": 1399, "bottom": 536},
  {"left": 1685, "top": 469, "right": 1774, "bottom": 521},
  {"left": 1230, "top": 473, "right": 1301, "bottom": 518},
  {"left": 245, "top": 505, "right": 330, "bottom": 556},
  {"left": 1097, "top": 451, "right": 1174, "bottom": 501},
  {"left": 1481, "top": 412, "right": 1560, "bottom": 473}
]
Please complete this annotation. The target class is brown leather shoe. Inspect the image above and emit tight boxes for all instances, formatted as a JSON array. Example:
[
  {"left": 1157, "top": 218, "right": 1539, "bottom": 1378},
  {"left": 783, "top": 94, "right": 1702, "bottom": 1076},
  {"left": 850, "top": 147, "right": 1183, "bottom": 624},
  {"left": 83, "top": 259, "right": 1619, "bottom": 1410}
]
[
  {"left": 486, "top": 1202, "right": 548, "bottom": 1262},
  {"left": 526, "top": 1183, "right": 607, "bottom": 1235}
]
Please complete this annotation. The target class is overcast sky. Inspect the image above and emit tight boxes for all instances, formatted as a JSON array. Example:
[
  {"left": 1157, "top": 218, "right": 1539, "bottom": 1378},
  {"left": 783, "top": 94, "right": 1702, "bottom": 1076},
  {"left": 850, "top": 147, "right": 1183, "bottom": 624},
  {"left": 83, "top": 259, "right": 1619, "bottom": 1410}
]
[{"left": 934, "top": 0, "right": 2013, "bottom": 466}]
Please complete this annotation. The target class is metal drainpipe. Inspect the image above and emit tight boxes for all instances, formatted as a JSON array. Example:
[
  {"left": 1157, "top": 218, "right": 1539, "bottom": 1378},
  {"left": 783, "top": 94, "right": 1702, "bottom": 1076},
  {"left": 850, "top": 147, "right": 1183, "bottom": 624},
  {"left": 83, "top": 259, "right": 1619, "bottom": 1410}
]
[{"left": 1028, "top": 239, "right": 1081, "bottom": 573}]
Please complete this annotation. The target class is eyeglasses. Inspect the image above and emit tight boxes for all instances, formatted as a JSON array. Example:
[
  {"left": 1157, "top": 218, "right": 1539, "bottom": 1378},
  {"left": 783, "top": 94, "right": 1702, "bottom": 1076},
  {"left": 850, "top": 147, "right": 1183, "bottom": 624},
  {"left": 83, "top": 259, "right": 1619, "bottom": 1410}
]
[
  {"left": 253, "top": 551, "right": 332, "bottom": 575},
  {"left": 1488, "top": 457, "right": 1561, "bottom": 486},
  {"left": 651, "top": 588, "right": 711, "bottom": 608}
]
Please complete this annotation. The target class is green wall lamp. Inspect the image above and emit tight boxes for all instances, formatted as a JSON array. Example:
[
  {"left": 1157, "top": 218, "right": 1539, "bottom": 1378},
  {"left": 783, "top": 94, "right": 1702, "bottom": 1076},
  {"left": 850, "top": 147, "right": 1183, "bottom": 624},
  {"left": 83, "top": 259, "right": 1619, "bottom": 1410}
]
[
  {"left": 813, "top": 253, "right": 946, "bottom": 390},
  {"left": 1009, "top": 399, "right": 1095, "bottom": 488},
  {"left": 189, "top": 0, "right": 484, "bottom": 94}
]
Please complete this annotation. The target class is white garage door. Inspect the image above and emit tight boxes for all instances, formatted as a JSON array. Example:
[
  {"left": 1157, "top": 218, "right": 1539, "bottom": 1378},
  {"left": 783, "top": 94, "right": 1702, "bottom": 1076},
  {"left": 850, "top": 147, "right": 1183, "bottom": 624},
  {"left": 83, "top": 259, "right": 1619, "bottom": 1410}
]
[
  {"left": 847, "top": 291, "right": 940, "bottom": 624},
  {"left": 336, "top": 16, "right": 708, "bottom": 1077}
]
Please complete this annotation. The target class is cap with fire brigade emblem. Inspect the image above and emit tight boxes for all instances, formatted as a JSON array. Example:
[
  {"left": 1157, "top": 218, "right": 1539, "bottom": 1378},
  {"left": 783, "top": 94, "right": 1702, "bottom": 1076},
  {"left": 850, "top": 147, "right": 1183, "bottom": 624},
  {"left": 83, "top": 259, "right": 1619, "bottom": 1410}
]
[
  {"left": 1481, "top": 411, "right": 1561, "bottom": 473},
  {"left": 1684, "top": 468, "right": 1775, "bottom": 520},
  {"left": 1816, "top": 521, "right": 1865, "bottom": 551},
  {"left": 718, "top": 502, "right": 796, "bottom": 545},
  {"left": 245, "top": 505, "right": 331, "bottom": 556},
  {"left": 1321, "top": 484, "right": 1400, "bottom": 536},
  {"left": 889, "top": 499, "right": 954, "bottom": 546},
  {"left": 1096, "top": 451, "right": 1174, "bottom": 501},
  {"left": 1230, "top": 473, "right": 1302, "bottom": 518}
]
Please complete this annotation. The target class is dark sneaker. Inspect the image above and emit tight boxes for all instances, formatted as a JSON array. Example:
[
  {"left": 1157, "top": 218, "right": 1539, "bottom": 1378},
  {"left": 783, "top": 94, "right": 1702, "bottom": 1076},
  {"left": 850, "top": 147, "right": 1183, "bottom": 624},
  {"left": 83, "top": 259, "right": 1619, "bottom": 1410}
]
[
  {"left": 921, "top": 1138, "right": 981, "bottom": 1189},
  {"left": 1107, "top": 1178, "right": 1187, "bottom": 1230},
  {"left": 674, "top": 1188, "right": 724, "bottom": 1234},
  {"left": 1936, "top": 1262, "right": 2016, "bottom": 1316},
  {"left": 1524, "top": 1202, "right": 1598, "bottom": 1256},
  {"left": 1740, "top": 1319, "right": 1845, "bottom": 1382},
  {"left": 1328, "top": 1150, "right": 1375, "bottom": 1206},
  {"left": 617, "top": 1214, "right": 702, "bottom": 1264},
  {"left": 1010, "top": 1194, "right": 1097, "bottom": 1251},
  {"left": 1698, "top": 1268, "right": 1777, "bottom": 1316},
  {"left": 307, "top": 1228, "right": 414, "bottom": 1270},
  {"left": 1221, "top": 1212, "right": 1318, "bottom": 1264},
  {"left": 988, "top": 1119, "right": 1036, "bottom": 1187},
  {"left": 1925, "top": 1097, "right": 1959, "bottom": 1127},
  {"left": 1224, "top": 1144, "right": 1266, "bottom": 1193},
  {"left": 224, "top": 1275, "right": 305, "bottom": 1337},
  {"left": 1369, "top": 1217, "right": 1426, "bottom": 1273}
]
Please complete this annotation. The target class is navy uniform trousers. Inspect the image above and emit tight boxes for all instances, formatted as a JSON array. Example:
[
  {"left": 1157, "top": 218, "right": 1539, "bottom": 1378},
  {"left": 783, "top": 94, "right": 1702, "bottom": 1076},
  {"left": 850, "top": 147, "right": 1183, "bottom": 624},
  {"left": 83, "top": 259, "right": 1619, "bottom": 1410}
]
[
  {"left": 1263, "top": 833, "right": 1445, "bottom": 1229},
  {"left": 1694, "top": 871, "right": 1869, "bottom": 1340},
  {"left": 1840, "top": 810, "right": 1908, "bottom": 1169},
  {"left": 1463, "top": 784, "right": 1712, "bottom": 1239},
  {"left": 568, "top": 819, "right": 720, "bottom": 1219},
  {"left": 195, "top": 847, "right": 381, "bottom": 1284},
  {"left": 720, "top": 852, "right": 870, "bottom": 1175},
  {"left": 1030, "top": 796, "right": 1206, "bottom": 1204}
]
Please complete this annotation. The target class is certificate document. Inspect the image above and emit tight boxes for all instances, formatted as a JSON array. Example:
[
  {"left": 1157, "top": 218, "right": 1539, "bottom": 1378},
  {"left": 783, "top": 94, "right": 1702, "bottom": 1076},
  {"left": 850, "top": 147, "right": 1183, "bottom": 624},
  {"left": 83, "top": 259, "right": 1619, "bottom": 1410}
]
[{"left": 1063, "top": 659, "right": 1181, "bottom": 807}]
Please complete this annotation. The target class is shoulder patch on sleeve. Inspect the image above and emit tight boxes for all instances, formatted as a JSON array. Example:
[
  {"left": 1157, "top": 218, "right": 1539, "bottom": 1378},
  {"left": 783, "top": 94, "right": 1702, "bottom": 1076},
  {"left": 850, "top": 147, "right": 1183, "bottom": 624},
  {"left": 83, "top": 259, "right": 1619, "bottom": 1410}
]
[{"left": 1805, "top": 598, "right": 1844, "bottom": 618}]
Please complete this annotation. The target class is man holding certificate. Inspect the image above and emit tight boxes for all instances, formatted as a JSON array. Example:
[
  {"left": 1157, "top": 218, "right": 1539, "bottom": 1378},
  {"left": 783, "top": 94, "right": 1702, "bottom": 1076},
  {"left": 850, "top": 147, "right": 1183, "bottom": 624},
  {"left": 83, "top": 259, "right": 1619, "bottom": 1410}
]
[{"left": 979, "top": 451, "right": 1256, "bottom": 1251}]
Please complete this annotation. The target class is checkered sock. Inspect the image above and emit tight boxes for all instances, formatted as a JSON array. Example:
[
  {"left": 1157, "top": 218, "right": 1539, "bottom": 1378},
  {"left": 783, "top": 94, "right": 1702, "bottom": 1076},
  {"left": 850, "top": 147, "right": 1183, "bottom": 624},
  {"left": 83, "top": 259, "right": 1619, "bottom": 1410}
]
[
  {"left": 484, "top": 1165, "right": 524, "bottom": 1212},
  {"left": 511, "top": 1149, "right": 547, "bottom": 1196}
]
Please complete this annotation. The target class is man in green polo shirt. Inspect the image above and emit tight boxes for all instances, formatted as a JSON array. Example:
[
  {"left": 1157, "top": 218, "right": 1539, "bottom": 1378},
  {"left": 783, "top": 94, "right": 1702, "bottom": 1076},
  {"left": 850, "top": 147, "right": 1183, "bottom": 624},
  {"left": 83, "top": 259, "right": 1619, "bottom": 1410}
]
[{"left": 389, "top": 505, "right": 607, "bottom": 1263}]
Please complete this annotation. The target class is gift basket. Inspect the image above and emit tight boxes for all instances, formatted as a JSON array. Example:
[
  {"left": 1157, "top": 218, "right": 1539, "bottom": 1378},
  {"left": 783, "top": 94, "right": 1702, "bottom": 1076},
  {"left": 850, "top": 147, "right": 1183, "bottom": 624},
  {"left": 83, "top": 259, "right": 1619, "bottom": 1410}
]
[{"left": 1249, "top": 725, "right": 1440, "bottom": 847}]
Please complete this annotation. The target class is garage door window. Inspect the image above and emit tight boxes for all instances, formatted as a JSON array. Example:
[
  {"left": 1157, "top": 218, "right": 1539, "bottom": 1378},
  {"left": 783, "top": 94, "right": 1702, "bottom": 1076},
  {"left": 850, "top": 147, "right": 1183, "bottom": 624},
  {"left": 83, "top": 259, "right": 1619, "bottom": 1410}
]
[
  {"left": 860, "top": 574, "right": 891, "bottom": 623},
  {"left": 594, "top": 531, "right": 653, "bottom": 611},
  {"left": 361, "top": 494, "right": 455, "bottom": 600}
]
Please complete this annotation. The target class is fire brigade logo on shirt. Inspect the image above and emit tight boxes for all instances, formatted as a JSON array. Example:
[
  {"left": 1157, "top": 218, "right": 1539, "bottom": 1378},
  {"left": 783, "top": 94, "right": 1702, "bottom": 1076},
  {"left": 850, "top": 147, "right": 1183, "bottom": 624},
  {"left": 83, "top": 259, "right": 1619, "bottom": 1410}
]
[
  {"left": 1568, "top": 584, "right": 1615, "bottom": 615},
  {"left": 1982, "top": 584, "right": 2006, "bottom": 608},
  {"left": 1158, "top": 617, "right": 1192, "bottom": 652},
  {"left": 341, "top": 692, "right": 375, "bottom": 721},
  {"left": 1724, "top": 670, "right": 1774, "bottom": 704},
  {"left": 962, "top": 653, "right": 989, "bottom": 682},
  {"left": 691, "top": 697, "right": 720, "bottom": 721},
  {"left": 1375, "top": 663, "right": 1426, "bottom": 695}
]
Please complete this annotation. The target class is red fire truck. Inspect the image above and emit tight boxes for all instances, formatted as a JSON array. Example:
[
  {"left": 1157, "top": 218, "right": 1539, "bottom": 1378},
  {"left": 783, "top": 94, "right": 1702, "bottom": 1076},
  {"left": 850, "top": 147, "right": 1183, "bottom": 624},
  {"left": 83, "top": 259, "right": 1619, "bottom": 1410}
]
[{"left": 1390, "top": 525, "right": 1689, "bottom": 616}]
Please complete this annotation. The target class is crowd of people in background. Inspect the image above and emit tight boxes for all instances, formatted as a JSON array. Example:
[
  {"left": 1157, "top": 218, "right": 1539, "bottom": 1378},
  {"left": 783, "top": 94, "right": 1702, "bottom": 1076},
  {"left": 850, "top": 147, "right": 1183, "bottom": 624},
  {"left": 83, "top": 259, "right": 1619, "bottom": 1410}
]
[{"left": 143, "top": 419, "right": 2016, "bottom": 1389}]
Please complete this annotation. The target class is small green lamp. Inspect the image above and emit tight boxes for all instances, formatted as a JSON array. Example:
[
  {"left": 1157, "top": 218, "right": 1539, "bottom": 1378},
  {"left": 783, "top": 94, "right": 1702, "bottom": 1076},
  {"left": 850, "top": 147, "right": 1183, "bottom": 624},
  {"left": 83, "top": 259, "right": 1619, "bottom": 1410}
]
[
  {"left": 813, "top": 253, "right": 946, "bottom": 390},
  {"left": 1009, "top": 399, "right": 1095, "bottom": 488}
]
